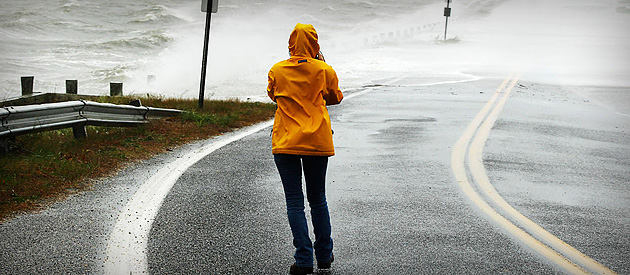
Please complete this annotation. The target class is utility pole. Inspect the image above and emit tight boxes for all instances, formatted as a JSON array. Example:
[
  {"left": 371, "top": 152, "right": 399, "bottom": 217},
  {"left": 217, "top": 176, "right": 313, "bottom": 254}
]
[
  {"left": 199, "top": 0, "right": 218, "bottom": 109},
  {"left": 444, "top": 0, "right": 452, "bottom": 41}
]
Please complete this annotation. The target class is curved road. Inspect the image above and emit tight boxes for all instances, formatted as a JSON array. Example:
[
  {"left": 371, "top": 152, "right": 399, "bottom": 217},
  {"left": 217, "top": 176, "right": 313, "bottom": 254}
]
[{"left": 1, "top": 76, "right": 628, "bottom": 274}]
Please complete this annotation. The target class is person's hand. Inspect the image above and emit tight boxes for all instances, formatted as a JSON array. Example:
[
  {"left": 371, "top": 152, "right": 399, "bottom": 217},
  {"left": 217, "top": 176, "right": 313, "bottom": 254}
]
[{"left": 316, "top": 51, "right": 326, "bottom": 62}]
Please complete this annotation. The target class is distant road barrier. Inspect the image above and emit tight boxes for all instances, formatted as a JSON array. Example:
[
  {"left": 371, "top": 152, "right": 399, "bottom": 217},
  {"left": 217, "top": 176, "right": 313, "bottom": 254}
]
[
  {"left": 361, "top": 18, "right": 460, "bottom": 47},
  {"left": 0, "top": 100, "right": 181, "bottom": 140}
]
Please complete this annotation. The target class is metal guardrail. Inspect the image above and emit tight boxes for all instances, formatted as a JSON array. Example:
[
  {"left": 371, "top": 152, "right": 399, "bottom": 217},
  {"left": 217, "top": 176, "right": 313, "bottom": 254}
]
[{"left": 0, "top": 100, "right": 181, "bottom": 138}]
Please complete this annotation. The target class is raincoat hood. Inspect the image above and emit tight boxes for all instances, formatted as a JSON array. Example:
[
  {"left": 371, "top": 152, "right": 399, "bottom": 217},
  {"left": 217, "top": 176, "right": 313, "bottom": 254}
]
[
  {"left": 288, "top": 23, "right": 320, "bottom": 58},
  {"left": 268, "top": 23, "right": 343, "bottom": 156}
]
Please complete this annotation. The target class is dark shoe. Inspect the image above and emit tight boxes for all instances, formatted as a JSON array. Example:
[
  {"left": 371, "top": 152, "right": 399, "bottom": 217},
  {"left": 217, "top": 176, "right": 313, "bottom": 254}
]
[
  {"left": 290, "top": 263, "right": 313, "bottom": 275},
  {"left": 317, "top": 254, "right": 334, "bottom": 269}
]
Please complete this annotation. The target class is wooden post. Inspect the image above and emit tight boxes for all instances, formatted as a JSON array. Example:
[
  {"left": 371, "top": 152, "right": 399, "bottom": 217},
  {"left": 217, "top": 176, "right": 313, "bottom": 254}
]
[
  {"left": 0, "top": 138, "right": 9, "bottom": 153},
  {"left": 110, "top": 82, "right": 123, "bottom": 96},
  {"left": 66, "top": 80, "right": 78, "bottom": 94},
  {"left": 72, "top": 124, "right": 87, "bottom": 139},
  {"left": 21, "top": 76, "right": 34, "bottom": 96}
]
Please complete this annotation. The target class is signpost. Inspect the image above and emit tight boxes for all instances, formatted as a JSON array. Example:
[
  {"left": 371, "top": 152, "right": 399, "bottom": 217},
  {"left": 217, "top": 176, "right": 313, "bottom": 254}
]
[
  {"left": 444, "top": 0, "right": 452, "bottom": 40},
  {"left": 199, "top": 0, "right": 218, "bottom": 109}
]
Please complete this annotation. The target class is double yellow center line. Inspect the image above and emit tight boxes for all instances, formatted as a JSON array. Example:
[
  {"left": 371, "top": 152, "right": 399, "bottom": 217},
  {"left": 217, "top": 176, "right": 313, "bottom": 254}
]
[{"left": 450, "top": 76, "right": 616, "bottom": 275}]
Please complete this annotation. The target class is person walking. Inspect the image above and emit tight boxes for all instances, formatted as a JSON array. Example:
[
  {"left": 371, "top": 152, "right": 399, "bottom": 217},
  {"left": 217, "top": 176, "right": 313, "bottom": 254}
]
[{"left": 267, "top": 23, "right": 343, "bottom": 275}]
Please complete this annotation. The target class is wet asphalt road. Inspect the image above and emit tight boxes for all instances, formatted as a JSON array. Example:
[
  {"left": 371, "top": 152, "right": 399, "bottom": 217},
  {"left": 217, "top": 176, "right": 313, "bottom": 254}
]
[
  {"left": 148, "top": 78, "right": 629, "bottom": 274},
  {"left": 1, "top": 77, "right": 629, "bottom": 274}
]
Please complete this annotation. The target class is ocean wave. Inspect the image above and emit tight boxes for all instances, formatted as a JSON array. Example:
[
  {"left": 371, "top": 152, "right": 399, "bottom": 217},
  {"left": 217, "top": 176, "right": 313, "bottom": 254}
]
[
  {"left": 617, "top": 5, "right": 630, "bottom": 14},
  {"left": 128, "top": 5, "right": 182, "bottom": 24},
  {"left": 61, "top": 0, "right": 83, "bottom": 12},
  {"left": 91, "top": 32, "right": 173, "bottom": 50},
  {"left": 92, "top": 64, "right": 134, "bottom": 82},
  {"left": 320, "top": 6, "right": 337, "bottom": 12},
  {"left": 347, "top": 1, "right": 375, "bottom": 9},
  {"left": 463, "top": 0, "right": 506, "bottom": 17},
  {"left": 52, "top": 20, "right": 85, "bottom": 28},
  {"left": 295, "top": 14, "right": 325, "bottom": 25},
  {"left": 0, "top": 11, "right": 48, "bottom": 33},
  {"left": 220, "top": 5, "right": 242, "bottom": 10}
]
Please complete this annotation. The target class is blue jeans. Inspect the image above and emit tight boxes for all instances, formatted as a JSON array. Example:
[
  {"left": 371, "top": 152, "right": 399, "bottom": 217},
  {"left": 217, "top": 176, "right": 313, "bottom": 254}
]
[{"left": 274, "top": 154, "right": 333, "bottom": 267}]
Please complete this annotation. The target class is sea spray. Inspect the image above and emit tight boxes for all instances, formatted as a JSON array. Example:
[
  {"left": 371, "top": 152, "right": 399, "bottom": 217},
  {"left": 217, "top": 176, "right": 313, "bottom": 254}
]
[{"left": 1, "top": 0, "right": 629, "bottom": 101}]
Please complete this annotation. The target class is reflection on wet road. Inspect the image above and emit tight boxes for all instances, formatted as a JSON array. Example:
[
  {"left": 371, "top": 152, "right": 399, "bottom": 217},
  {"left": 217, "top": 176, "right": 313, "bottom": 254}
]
[{"left": 451, "top": 76, "right": 616, "bottom": 275}]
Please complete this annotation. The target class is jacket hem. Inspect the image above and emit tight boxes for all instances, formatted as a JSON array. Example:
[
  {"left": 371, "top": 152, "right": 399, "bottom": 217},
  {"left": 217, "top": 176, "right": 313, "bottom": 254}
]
[{"left": 272, "top": 149, "right": 334, "bottom": 157}]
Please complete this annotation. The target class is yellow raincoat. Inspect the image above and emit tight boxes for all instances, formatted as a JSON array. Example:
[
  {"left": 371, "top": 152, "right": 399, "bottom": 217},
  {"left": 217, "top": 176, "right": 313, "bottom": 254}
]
[{"left": 267, "top": 23, "right": 343, "bottom": 156}]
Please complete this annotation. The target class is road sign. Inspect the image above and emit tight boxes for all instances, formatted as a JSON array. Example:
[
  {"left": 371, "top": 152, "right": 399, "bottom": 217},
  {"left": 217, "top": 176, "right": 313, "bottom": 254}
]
[{"left": 201, "top": 0, "right": 218, "bottom": 13}]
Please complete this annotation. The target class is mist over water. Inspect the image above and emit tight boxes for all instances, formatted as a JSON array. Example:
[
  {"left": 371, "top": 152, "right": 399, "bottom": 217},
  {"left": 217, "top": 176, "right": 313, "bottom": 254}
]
[
  {"left": 1, "top": 0, "right": 628, "bottom": 101},
  {"left": 455, "top": 0, "right": 630, "bottom": 87}
]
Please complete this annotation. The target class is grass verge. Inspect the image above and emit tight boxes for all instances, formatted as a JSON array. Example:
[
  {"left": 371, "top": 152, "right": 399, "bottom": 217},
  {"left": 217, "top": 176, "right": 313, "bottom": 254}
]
[{"left": 0, "top": 96, "right": 276, "bottom": 221}]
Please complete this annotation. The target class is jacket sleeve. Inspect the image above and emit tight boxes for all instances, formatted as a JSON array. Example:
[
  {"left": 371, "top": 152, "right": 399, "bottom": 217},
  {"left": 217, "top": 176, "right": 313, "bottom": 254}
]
[
  {"left": 324, "top": 68, "right": 343, "bottom": 106},
  {"left": 267, "top": 69, "right": 276, "bottom": 102}
]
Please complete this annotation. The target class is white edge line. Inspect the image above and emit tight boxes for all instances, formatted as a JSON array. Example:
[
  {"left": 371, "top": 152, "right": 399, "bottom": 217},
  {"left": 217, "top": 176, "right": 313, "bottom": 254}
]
[
  {"left": 104, "top": 120, "right": 273, "bottom": 274},
  {"left": 102, "top": 73, "right": 487, "bottom": 274}
]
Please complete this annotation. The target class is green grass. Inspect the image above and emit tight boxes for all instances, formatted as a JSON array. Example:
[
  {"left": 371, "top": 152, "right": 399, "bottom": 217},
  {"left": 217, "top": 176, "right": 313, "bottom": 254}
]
[{"left": 0, "top": 96, "right": 276, "bottom": 221}]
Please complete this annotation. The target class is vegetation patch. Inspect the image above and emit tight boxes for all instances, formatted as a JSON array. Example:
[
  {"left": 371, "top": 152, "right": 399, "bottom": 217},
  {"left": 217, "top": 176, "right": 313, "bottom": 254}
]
[{"left": 0, "top": 96, "right": 276, "bottom": 221}]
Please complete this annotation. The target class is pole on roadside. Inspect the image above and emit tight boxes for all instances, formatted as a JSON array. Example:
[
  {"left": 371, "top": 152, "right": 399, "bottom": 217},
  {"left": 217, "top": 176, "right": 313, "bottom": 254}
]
[
  {"left": 198, "top": 0, "right": 219, "bottom": 109},
  {"left": 21, "top": 76, "right": 34, "bottom": 96},
  {"left": 199, "top": 11, "right": 212, "bottom": 109},
  {"left": 444, "top": 0, "right": 452, "bottom": 41},
  {"left": 110, "top": 82, "right": 123, "bottom": 96},
  {"left": 66, "top": 80, "right": 78, "bottom": 94}
]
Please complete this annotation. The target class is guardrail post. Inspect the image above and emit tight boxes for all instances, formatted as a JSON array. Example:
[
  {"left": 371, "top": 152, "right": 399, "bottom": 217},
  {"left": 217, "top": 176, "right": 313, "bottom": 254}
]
[
  {"left": 0, "top": 138, "right": 9, "bottom": 153},
  {"left": 110, "top": 82, "right": 123, "bottom": 96},
  {"left": 66, "top": 80, "right": 78, "bottom": 94},
  {"left": 21, "top": 76, "right": 34, "bottom": 96},
  {"left": 72, "top": 124, "right": 87, "bottom": 139}
]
